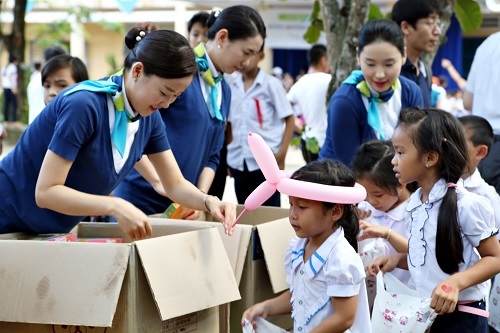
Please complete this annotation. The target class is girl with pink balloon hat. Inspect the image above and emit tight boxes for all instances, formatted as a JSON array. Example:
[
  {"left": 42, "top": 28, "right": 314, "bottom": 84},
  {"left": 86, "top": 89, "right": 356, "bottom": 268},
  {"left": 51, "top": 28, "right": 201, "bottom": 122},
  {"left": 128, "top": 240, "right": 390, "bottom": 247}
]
[{"left": 238, "top": 133, "right": 370, "bottom": 333}]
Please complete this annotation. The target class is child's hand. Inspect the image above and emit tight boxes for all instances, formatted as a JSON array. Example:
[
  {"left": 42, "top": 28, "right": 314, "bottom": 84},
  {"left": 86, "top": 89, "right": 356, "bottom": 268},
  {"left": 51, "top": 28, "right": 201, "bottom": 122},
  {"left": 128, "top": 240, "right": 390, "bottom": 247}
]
[
  {"left": 368, "top": 254, "right": 401, "bottom": 277},
  {"left": 355, "top": 207, "right": 371, "bottom": 219},
  {"left": 242, "top": 303, "right": 269, "bottom": 329},
  {"left": 430, "top": 279, "right": 459, "bottom": 315},
  {"left": 358, "top": 220, "right": 389, "bottom": 241}
]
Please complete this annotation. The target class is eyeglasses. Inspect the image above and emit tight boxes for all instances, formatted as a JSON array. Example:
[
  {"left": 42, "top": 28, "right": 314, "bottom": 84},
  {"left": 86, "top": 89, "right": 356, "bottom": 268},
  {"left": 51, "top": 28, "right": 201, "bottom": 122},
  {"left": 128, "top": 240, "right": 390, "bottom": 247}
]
[{"left": 418, "top": 18, "right": 445, "bottom": 32}]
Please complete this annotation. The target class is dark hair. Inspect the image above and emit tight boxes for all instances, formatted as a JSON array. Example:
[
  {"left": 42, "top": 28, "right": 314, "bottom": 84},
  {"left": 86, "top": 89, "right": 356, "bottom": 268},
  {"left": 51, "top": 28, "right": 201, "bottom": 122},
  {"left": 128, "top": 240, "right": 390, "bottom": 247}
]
[
  {"left": 124, "top": 27, "right": 196, "bottom": 79},
  {"left": 8, "top": 54, "right": 19, "bottom": 63},
  {"left": 43, "top": 45, "right": 67, "bottom": 62},
  {"left": 353, "top": 140, "right": 401, "bottom": 196},
  {"left": 391, "top": 0, "right": 441, "bottom": 28},
  {"left": 291, "top": 159, "right": 359, "bottom": 251},
  {"left": 206, "top": 5, "right": 266, "bottom": 43},
  {"left": 397, "top": 108, "right": 468, "bottom": 274},
  {"left": 41, "top": 54, "right": 89, "bottom": 84},
  {"left": 357, "top": 19, "right": 405, "bottom": 56},
  {"left": 308, "top": 44, "right": 327, "bottom": 67},
  {"left": 188, "top": 12, "right": 210, "bottom": 32},
  {"left": 34, "top": 62, "right": 42, "bottom": 71},
  {"left": 458, "top": 115, "right": 494, "bottom": 153}
]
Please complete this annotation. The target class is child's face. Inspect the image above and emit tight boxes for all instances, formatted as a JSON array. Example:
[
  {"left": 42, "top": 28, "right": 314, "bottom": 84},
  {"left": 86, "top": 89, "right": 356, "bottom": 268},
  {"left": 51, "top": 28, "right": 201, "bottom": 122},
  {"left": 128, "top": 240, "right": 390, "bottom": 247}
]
[
  {"left": 391, "top": 126, "right": 427, "bottom": 185},
  {"left": 463, "top": 127, "right": 482, "bottom": 172},
  {"left": 357, "top": 41, "right": 405, "bottom": 94},
  {"left": 43, "top": 67, "right": 76, "bottom": 105},
  {"left": 241, "top": 51, "right": 264, "bottom": 74},
  {"left": 356, "top": 177, "right": 402, "bottom": 213},
  {"left": 188, "top": 22, "right": 208, "bottom": 49},
  {"left": 288, "top": 196, "right": 338, "bottom": 242}
]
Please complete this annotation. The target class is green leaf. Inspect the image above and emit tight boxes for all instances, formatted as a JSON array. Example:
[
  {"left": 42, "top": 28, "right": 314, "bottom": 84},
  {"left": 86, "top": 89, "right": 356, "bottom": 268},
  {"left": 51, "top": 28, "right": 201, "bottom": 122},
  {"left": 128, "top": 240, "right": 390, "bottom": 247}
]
[
  {"left": 368, "top": 4, "right": 384, "bottom": 21},
  {"left": 305, "top": 137, "right": 320, "bottom": 154},
  {"left": 310, "top": 0, "right": 321, "bottom": 22},
  {"left": 290, "top": 136, "right": 301, "bottom": 147},
  {"left": 454, "top": 0, "right": 482, "bottom": 33},
  {"left": 303, "top": 23, "right": 322, "bottom": 44}
]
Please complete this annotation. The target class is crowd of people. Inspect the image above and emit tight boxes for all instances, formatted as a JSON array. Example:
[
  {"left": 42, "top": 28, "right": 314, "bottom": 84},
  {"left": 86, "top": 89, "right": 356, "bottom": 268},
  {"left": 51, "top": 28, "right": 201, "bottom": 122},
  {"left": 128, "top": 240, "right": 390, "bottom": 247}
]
[{"left": 1, "top": 0, "right": 500, "bottom": 332}]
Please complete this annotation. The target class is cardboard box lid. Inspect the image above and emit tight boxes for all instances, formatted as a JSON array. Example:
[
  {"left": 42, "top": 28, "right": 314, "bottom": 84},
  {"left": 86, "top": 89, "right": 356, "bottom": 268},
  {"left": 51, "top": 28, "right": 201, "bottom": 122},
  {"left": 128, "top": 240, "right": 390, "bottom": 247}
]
[
  {"left": 135, "top": 227, "right": 241, "bottom": 321},
  {"left": 0, "top": 240, "right": 130, "bottom": 326},
  {"left": 148, "top": 218, "right": 253, "bottom": 285},
  {"left": 256, "top": 217, "right": 295, "bottom": 293}
]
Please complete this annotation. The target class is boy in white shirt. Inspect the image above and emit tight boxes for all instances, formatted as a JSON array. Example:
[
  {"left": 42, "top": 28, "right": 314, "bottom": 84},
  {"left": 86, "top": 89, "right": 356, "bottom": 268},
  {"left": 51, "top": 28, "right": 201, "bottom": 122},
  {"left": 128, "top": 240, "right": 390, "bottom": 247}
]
[{"left": 226, "top": 46, "right": 295, "bottom": 207}]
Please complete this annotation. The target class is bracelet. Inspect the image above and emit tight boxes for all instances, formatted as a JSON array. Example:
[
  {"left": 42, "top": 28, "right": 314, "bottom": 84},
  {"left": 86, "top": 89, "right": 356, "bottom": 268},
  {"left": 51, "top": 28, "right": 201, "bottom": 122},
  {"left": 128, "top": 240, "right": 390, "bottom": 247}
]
[
  {"left": 385, "top": 227, "right": 392, "bottom": 241},
  {"left": 203, "top": 195, "right": 211, "bottom": 213}
]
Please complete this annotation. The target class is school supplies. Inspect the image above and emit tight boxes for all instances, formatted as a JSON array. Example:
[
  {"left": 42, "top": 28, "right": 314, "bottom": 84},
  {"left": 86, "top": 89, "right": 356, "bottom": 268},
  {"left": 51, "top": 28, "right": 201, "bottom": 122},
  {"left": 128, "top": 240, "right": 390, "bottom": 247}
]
[{"left": 161, "top": 203, "right": 195, "bottom": 219}]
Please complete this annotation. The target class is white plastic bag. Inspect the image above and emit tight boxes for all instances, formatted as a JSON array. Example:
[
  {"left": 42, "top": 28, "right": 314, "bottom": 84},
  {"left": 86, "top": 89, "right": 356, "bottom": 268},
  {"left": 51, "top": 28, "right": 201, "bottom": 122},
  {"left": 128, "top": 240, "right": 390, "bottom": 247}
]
[
  {"left": 488, "top": 275, "right": 500, "bottom": 330},
  {"left": 358, "top": 221, "right": 390, "bottom": 312},
  {"left": 371, "top": 271, "right": 437, "bottom": 333},
  {"left": 242, "top": 317, "right": 289, "bottom": 333}
]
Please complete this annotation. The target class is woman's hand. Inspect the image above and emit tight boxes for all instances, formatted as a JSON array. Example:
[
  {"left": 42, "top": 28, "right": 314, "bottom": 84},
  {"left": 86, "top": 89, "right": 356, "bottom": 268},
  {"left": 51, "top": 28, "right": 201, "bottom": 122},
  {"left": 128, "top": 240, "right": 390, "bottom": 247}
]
[
  {"left": 358, "top": 220, "right": 389, "bottom": 241},
  {"left": 112, "top": 198, "right": 152, "bottom": 240},
  {"left": 205, "top": 195, "right": 237, "bottom": 236},
  {"left": 430, "top": 278, "right": 460, "bottom": 315}
]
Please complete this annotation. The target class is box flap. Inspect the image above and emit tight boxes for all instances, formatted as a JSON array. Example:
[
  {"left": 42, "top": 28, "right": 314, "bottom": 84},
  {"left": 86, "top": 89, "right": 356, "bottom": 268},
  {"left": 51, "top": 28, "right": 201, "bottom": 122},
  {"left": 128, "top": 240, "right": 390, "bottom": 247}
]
[
  {"left": 256, "top": 218, "right": 295, "bottom": 293},
  {"left": 135, "top": 227, "right": 241, "bottom": 321},
  {"left": 148, "top": 218, "right": 253, "bottom": 285},
  {"left": 0, "top": 241, "right": 130, "bottom": 326}
]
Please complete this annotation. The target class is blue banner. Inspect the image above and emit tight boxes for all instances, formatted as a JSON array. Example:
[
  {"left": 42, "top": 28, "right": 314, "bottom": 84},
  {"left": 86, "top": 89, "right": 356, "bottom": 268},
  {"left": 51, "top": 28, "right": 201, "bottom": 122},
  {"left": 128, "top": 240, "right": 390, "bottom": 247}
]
[{"left": 115, "top": 0, "right": 139, "bottom": 14}]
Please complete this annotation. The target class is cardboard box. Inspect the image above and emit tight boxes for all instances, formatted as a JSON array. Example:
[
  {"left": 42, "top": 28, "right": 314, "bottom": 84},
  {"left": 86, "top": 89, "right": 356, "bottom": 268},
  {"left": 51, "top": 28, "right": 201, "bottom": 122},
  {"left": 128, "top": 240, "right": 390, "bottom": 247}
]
[
  {"left": 150, "top": 205, "right": 296, "bottom": 332},
  {"left": 0, "top": 221, "right": 240, "bottom": 332}
]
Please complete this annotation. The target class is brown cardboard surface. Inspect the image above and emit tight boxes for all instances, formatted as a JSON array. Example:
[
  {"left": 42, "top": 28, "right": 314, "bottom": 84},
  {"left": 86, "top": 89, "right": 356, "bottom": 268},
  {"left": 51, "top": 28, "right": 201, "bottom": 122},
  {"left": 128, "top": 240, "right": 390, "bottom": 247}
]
[{"left": 0, "top": 221, "right": 239, "bottom": 332}]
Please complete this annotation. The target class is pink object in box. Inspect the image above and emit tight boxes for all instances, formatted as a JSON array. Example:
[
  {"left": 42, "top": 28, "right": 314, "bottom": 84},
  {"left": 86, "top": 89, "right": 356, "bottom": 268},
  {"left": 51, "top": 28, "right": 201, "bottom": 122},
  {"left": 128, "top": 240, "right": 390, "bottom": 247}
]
[
  {"left": 44, "top": 233, "right": 78, "bottom": 242},
  {"left": 76, "top": 238, "right": 124, "bottom": 243}
]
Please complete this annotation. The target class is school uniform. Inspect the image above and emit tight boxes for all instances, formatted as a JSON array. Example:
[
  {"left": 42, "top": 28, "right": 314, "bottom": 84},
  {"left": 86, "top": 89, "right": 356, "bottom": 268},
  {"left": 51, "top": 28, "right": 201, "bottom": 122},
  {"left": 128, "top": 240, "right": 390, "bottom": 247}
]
[
  {"left": 285, "top": 228, "right": 371, "bottom": 333},
  {"left": 400, "top": 58, "right": 432, "bottom": 107},
  {"left": 0, "top": 76, "right": 169, "bottom": 233},
  {"left": 319, "top": 76, "right": 423, "bottom": 167},
  {"left": 405, "top": 179, "right": 498, "bottom": 332},
  {"left": 358, "top": 200, "right": 411, "bottom": 285},
  {"left": 226, "top": 70, "right": 293, "bottom": 207},
  {"left": 114, "top": 66, "right": 230, "bottom": 215}
]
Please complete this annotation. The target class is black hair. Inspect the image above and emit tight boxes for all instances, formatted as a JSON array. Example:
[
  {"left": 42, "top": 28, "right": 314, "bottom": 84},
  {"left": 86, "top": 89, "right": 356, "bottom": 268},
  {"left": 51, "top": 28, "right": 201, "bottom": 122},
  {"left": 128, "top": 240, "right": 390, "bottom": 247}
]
[
  {"left": 353, "top": 140, "right": 401, "bottom": 196},
  {"left": 34, "top": 62, "right": 42, "bottom": 71},
  {"left": 397, "top": 108, "right": 468, "bottom": 274},
  {"left": 357, "top": 19, "right": 405, "bottom": 56},
  {"left": 206, "top": 5, "right": 266, "bottom": 44},
  {"left": 188, "top": 12, "right": 210, "bottom": 32},
  {"left": 458, "top": 115, "right": 494, "bottom": 153},
  {"left": 8, "top": 54, "right": 19, "bottom": 63},
  {"left": 391, "top": 0, "right": 441, "bottom": 28},
  {"left": 41, "top": 54, "right": 89, "bottom": 84},
  {"left": 124, "top": 27, "right": 196, "bottom": 79},
  {"left": 291, "top": 159, "right": 359, "bottom": 251},
  {"left": 43, "top": 45, "right": 67, "bottom": 62},
  {"left": 308, "top": 44, "right": 327, "bottom": 67}
]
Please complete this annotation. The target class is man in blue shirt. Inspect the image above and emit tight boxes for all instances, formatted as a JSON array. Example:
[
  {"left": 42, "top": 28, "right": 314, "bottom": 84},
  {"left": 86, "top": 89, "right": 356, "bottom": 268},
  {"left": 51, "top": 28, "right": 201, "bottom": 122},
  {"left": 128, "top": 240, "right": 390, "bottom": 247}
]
[{"left": 392, "top": 0, "right": 442, "bottom": 107}]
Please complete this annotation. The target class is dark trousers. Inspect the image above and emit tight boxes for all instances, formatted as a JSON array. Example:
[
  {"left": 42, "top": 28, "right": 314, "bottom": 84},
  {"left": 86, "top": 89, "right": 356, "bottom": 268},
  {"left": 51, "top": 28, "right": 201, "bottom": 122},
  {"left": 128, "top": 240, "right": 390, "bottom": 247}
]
[
  {"left": 2, "top": 88, "right": 17, "bottom": 122},
  {"left": 478, "top": 136, "right": 500, "bottom": 195},
  {"left": 430, "top": 300, "right": 488, "bottom": 333},
  {"left": 230, "top": 162, "right": 281, "bottom": 207},
  {"left": 208, "top": 144, "right": 228, "bottom": 200},
  {"left": 300, "top": 139, "right": 319, "bottom": 164}
]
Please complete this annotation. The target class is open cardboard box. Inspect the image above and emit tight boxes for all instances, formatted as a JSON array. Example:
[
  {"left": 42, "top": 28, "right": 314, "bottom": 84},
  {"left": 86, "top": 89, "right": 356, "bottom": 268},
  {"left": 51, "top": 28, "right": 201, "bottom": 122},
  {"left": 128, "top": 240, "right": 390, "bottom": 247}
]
[
  {"left": 0, "top": 221, "right": 240, "bottom": 333},
  {"left": 150, "top": 205, "right": 296, "bottom": 332}
]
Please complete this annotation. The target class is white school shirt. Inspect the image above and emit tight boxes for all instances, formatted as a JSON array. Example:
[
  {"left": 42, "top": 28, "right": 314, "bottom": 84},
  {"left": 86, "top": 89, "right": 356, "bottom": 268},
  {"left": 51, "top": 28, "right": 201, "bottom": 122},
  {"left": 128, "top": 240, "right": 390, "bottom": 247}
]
[
  {"left": 360, "top": 80, "right": 402, "bottom": 140},
  {"left": 459, "top": 168, "right": 500, "bottom": 240},
  {"left": 465, "top": 31, "right": 500, "bottom": 134},
  {"left": 405, "top": 179, "right": 498, "bottom": 301},
  {"left": 226, "top": 70, "right": 293, "bottom": 172},
  {"left": 358, "top": 199, "right": 411, "bottom": 285},
  {"left": 2, "top": 63, "right": 17, "bottom": 89},
  {"left": 287, "top": 72, "right": 331, "bottom": 147},
  {"left": 285, "top": 228, "right": 371, "bottom": 333}
]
